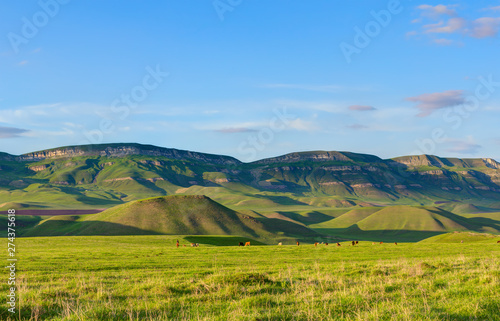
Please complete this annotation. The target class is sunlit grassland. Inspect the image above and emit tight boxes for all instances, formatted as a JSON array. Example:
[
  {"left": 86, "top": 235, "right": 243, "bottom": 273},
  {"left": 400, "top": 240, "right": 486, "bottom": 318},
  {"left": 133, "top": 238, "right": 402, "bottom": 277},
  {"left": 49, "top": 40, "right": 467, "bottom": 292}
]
[{"left": 1, "top": 235, "right": 500, "bottom": 320}]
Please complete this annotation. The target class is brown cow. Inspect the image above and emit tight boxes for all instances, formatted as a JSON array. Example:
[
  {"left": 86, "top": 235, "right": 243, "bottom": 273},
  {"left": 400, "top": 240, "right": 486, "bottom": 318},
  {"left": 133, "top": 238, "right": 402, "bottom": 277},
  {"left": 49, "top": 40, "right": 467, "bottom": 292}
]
[
  {"left": 351, "top": 241, "right": 355, "bottom": 246},
  {"left": 176, "top": 240, "right": 179, "bottom": 248},
  {"left": 325, "top": 242, "right": 329, "bottom": 246},
  {"left": 239, "top": 242, "right": 244, "bottom": 246},
  {"left": 314, "top": 242, "right": 318, "bottom": 247},
  {"left": 355, "top": 241, "right": 359, "bottom": 245},
  {"left": 336, "top": 243, "right": 341, "bottom": 246},
  {"left": 497, "top": 240, "right": 500, "bottom": 243},
  {"left": 380, "top": 242, "right": 383, "bottom": 244},
  {"left": 297, "top": 241, "right": 300, "bottom": 246},
  {"left": 394, "top": 242, "right": 398, "bottom": 245},
  {"left": 245, "top": 242, "right": 251, "bottom": 246}
]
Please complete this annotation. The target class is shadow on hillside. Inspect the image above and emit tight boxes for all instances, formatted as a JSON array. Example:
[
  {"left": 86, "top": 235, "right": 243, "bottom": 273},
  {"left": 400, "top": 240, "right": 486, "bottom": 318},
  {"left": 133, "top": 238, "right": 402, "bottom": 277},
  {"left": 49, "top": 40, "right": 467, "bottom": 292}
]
[
  {"left": 312, "top": 224, "right": 446, "bottom": 242},
  {"left": 22, "top": 220, "right": 162, "bottom": 237},
  {"left": 466, "top": 217, "right": 500, "bottom": 230},
  {"left": 250, "top": 194, "right": 308, "bottom": 206},
  {"left": 258, "top": 218, "right": 320, "bottom": 237},
  {"left": 276, "top": 211, "right": 333, "bottom": 225}
]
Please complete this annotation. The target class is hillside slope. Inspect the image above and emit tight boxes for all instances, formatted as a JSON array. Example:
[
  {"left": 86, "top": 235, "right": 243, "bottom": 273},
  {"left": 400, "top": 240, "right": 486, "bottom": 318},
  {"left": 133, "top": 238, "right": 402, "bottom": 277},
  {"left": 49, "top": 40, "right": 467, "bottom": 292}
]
[
  {"left": 22, "top": 195, "right": 320, "bottom": 242},
  {"left": 309, "top": 205, "right": 500, "bottom": 242}
]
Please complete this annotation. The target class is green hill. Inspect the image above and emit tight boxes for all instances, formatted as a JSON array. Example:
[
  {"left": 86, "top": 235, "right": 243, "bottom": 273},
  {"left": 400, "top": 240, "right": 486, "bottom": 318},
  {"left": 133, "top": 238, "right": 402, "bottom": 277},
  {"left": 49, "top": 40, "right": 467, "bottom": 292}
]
[
  {"left": 310, "top": 207, "right": 383, "bottom": 229},
  {"left": 419, "top": 232, "right": 500, "bottom": 243},
  {"left": 309, "top": 205, "right": 499, "bottom": 242},
  {"left": 22, "top": 195, "right": 320, "bottom": 243}
]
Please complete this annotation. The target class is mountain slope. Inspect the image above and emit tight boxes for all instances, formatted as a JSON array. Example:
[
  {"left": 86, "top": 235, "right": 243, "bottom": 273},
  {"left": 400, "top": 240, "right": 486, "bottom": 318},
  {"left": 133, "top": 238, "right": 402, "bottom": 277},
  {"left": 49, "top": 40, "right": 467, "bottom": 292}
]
[{"left": 1, "top": 143, "right": 500, "bottom": 212}]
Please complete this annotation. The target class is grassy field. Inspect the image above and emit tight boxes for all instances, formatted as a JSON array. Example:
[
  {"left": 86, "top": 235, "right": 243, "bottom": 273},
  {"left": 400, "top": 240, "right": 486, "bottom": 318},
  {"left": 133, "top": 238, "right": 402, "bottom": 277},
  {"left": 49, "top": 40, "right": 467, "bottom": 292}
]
[{"left": 1, "top": 235, "right": 500, "bottom": 320}]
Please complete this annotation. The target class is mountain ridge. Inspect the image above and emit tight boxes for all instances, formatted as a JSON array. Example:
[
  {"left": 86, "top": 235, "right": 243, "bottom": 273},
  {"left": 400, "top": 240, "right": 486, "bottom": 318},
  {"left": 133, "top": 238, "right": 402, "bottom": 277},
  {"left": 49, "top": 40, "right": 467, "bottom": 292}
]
[
  {"left": 3, "top": 143, "right": 499, "bottom": 166},
  {"left": 1, "top": 143, "right": 500, "bottom": 212}
]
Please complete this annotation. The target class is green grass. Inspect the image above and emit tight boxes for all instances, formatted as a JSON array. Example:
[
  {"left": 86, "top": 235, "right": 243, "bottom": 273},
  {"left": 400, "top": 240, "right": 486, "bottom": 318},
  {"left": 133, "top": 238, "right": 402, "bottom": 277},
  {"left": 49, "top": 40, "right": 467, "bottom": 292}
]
[{"left": 2, "top": 235, "right": 500, "bottom": 320}]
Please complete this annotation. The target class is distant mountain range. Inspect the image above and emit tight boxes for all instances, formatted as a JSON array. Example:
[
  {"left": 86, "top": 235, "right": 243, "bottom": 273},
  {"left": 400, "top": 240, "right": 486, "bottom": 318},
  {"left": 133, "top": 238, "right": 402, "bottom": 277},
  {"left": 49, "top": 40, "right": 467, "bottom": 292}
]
[
  {"left": 1, "top": 143, "right": 500, "bottom": 211},
  {"left": 2, "top": 143, "right": 500, "bottom": 241}
]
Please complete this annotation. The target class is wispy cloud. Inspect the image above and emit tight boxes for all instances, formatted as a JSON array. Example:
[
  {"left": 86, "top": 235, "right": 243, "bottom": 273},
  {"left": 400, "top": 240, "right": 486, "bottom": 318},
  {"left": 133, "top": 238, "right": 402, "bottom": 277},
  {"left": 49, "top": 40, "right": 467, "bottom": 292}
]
[
  {"left": 470, "top": 17, "right": 500, "bottom": 38},
  {"left": 409, "top": 4, "right": 500, "bottom": 44},
  {"left": 215, "top": 127, "right": 258, "bottom": 134},
  {"left": 423, "top": 17, "right": 466, "bottom": 34},
  {"left": 262, "top": 83, "right": 347, "bottom": 93},
  {"left": 406, "top": 90, "right": 465, "bottom": 117},
  {"left": 348, "top": 105, "right": 376, "bottom": 111},
  {"left": 0, "top": 126, "right": 30, "bottom": 138},
  {"left": 482, "top": 6, "right": 500, "bottom": 12},
  {"left": 346, "top": 124, "right": 368, "bottom": 130},
  {"left": 445, "top": 137, "right": 482, "bottom": 154},
  {"left": 275, "top": 99, "right": 347, "bottom": 114},
  {"left": 417, "top": 4, "right": 458, "bottom": 19},
  {"left": 433, "top": 38, "right": 455, "bottom": 46}
]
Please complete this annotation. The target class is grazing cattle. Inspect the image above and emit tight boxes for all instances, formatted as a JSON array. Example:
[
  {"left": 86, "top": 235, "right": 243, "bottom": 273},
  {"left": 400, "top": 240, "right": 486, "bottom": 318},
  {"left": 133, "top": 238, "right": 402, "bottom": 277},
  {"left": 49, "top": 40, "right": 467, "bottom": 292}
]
[
  {"left": 380, "top": 242, "right": 383, "bottom": 244},
  {"left": 278, "top": 242, "right": 282, "bottom": 246},
  {"left": 314, "top": 242, "right": 318, "bottom": 247},
  {"left": 239, "top": 242, "right": 244, "bottom": 246},
  {"left": 394, "top": 242, "right": 398, "bottom": 245},
  {"left": 176, "top": 240, "right": 179, "bottom": 248},
  {"left": 245, "top": 242, "right": 251, "bottom": 246},
  {"left": 336, "top": 243, "right": 341, "bottom": 247},
  {"left": 325, "top": 242, "right": 329, "bottom": 246},
  {"left": 297, "top": 241, "right": 300, "bottom": 246},
  {"left": 191, "top": 243, "right": 199, "bottom": 247},
  {"left": 372, "top": 242, "right": 376, "bottom": 245},
  {"left": 351, "top": 241, "right": 355, "bottom": 246},
  {"left": 355, "top": 241, "right": 359, "bottom": 245},
  {"left": 497, "top": 240, "right": 500, "bottom": 243}
]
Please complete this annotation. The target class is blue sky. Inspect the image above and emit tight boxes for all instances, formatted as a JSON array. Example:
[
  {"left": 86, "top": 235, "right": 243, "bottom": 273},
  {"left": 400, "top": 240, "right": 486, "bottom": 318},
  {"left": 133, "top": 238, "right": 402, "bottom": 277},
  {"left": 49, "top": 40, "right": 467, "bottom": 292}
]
[{"left": 0, "top": 0, "right": 499, "bottom": 162}]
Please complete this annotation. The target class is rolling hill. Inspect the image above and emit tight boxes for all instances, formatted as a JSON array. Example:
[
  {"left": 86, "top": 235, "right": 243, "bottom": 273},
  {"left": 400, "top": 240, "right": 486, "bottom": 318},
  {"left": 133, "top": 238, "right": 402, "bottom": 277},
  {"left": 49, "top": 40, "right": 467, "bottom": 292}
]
[
  {"left": 309, "top": 205, "right": 500, "bottom": 242},
  {"left": 21, "top": 195, "right": 321, "bottom": 243},
  {"left": 1, "top": 143, "right": 500, "bottom": 242}
]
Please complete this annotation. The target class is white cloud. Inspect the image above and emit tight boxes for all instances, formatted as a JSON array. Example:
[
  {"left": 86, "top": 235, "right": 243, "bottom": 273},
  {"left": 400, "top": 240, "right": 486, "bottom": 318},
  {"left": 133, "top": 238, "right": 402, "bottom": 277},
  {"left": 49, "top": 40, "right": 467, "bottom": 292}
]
[
  {"left": 433, "top": 38, "right": 454, "bottom": 46},
  {"left": 288, "top": 118, "right": 317, "bottom": 132},
  {"left": 348, "top": 105, "right": 376, "bottom": 111},
  {"left": 263, "top": 83, "right": 347, "bottom": 93},
  {"left": 424, "top": 17, "right": 466, "bottom": 34},
  {"left": 470, "top": 17, "right": 500, "bottom": 38},
  {"left": 445, "top": 137, "right": 482, "bottom": 154},
  {"left": 406, "top": 90, "right": 465, "bottom": 117},
  {"left": 411, "top": 4, "right": 500, "bottom": 43},
  {"left": 417, "top": 4, "right": 458, "bottom": 18}
]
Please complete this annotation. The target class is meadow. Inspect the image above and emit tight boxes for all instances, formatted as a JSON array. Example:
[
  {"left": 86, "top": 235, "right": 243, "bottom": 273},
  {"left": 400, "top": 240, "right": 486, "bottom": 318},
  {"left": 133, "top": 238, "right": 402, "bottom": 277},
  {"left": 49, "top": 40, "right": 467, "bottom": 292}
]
[{"left": 1, "top": 235, "right": 499, "bottom": 320}]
